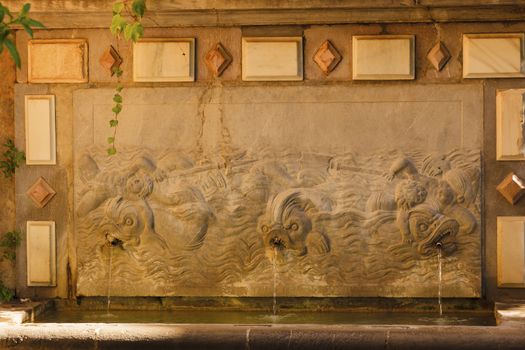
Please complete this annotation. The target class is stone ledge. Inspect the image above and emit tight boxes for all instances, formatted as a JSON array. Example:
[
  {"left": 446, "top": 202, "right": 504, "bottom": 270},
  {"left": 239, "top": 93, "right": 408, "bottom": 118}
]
[
  {"left": 0, "top": 301, "right": 52, "bottom": 325},
  {"left": 1, "top": 323, "right": 525, "bottom": 350},
  {"left": 3, "top": 1, "right": 525, "bottom": 28}
]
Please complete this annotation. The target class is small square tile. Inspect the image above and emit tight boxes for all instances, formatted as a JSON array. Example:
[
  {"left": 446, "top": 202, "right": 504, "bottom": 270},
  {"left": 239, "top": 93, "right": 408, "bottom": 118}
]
[
  {"left": 427, "top": 41, "right": 451, "bottom": 71},
  {"left": 313, "top": 40, "right": 342, "bottom": 76},
  {"left": 26, "top": 177, "right": 56, "bottom": 208},
  {"left": 497, "top": 172, "right": 525, "bottom": 204},
  {"left": 99, "top": 45, "right": 123, "bottom": 76},
  {"left": 205, "top": 43, "right": 233, "bottom": 77}
]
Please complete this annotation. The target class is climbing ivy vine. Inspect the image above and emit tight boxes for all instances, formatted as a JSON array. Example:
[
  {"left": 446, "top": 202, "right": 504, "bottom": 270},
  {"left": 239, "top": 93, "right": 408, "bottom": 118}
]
[
  {"left": 0, "top": 139, "right": 25, "bottom": 179},
  {"left": 0, "top": 2, "right": 44, "bottom": 68},
  {"left": 107, "top": 0, "right": 146, "bottom": 156}
]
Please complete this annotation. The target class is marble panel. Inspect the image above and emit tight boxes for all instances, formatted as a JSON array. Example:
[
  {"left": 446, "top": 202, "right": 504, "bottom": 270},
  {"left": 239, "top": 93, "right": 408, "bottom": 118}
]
[
  {"left": 496, "top": 88, "right": 525, "bottom": 160},
  {"left": 133, "top": 39, "right": 195, "bottom": 82},
  {"left": 24, "top": 95, "right": 56, "bottom": 165},
  {"left": 28, "top": 39, "right": 88, "bottom": 83},
  {"left": 352, "top": 35, "right": 415, "bottom": 80},
  {"left": 26, "top": 221, "right": 56, "bottom": 287},
  {"left": 497, "top": 217, "right": 525, "bottom": 287},
  {"left": 463, "top": 34, "right": 525, "bottom": 78},
  {"left": 242, "top": 37, "right": 303, "bottom": 81}
]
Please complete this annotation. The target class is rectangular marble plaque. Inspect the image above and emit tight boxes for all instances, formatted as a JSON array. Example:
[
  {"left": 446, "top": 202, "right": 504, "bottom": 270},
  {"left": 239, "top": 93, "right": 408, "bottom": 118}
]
[
  {"left": 497, "top": 217, "right": 525, "bottom": 287},
  {"left": 496, "top": 89, "right": 525, "bottom": 160},
  {"left": 26, "top": 221, "right": 56, "bottom": 287},
  {"left": 463, "top": 34, "right": 525, "bottom": 78},
  {"left": 24, "top": 95, "right": 56, "bottom": 165},
  {"left": 242, "top": 37, "right": 303, "bottom": 81},
  {"left": 133, "top": 39, "right": 195, "bottom": 82},
  {"left": 352, "top": 35, "right": 415, "bottom": 80},
  {"left": 28, "top": 39, "right": 88, "bottom": 83}
]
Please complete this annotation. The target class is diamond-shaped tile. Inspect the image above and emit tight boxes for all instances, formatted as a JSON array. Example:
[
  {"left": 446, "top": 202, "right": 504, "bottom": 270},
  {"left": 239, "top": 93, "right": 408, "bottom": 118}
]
[
  {"left": 26, "top": 177, "right": 56, "bottom": 208},
  {"left": 427, "top": 41, "right": 451, "bottom": 72},
  {"left": 99, "top": 45, "right": 123, "bottom": 76},
  {"left": 497, "top": 172, "right": 525, "bottom": 204},
  {"left": 313, "top": 40, "right": 342, "bottom": 75},
  {"left": 205, "top": 43, "right": 232, "bottom": 77}
]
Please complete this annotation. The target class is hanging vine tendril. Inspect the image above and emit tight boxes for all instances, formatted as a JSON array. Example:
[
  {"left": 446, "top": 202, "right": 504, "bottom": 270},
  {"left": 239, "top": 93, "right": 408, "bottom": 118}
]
[{"left": 107, "top": 0, "right": 146, "bottom": 156}]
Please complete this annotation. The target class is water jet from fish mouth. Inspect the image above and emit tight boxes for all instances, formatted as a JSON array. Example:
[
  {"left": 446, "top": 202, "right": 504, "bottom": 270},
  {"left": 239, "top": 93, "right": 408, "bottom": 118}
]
[{"left": 269, "top": 236, "right": 286, "bottom": 250}]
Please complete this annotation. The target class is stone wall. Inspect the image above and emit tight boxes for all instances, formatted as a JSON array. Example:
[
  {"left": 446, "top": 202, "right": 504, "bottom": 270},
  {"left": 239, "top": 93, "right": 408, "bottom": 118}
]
[
  {"left": 5, "top": 19, "right": 525, "bottom": 301},
  {"left": 0, "top": 50, "right": 16, "bottom": 290}
]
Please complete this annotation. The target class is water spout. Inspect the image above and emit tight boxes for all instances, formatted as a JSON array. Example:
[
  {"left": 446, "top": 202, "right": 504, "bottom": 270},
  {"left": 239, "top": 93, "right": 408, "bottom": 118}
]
[
  {"left": 436, "top": 242, "right": 443, "bottom": 317},
  {"left": 106, "top": 245, "right": 113, "bottom": 313},
  {"left": 272, "top": 247, "right": 278, "bottom": 316}
]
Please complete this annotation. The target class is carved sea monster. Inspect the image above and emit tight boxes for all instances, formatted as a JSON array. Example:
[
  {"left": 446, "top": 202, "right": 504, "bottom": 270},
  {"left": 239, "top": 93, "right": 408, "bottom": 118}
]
[{"left": 258, "top": 189, "right": 332, "bottom": 259}]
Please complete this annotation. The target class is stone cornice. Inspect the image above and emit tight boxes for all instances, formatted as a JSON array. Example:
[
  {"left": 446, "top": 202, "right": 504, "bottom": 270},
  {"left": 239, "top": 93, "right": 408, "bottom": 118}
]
[{"left": 3, "top": 0, "right": 525, "bottom": 28}]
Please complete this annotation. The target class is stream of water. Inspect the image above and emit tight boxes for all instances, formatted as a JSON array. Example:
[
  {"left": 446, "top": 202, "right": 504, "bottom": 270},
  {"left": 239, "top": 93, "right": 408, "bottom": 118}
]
[
  {"left": 272, "top": 247, "right": 278, "bottom": 316},
  {"left": 437, "top": 245, "right": 443, "bottom": 317},
  {"left": 106, "top": 247, "right": 113, "bottom": 313}
]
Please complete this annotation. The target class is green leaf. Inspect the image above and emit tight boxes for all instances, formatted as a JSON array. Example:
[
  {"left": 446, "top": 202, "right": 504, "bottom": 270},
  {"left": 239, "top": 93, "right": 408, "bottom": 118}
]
[
  {"left": 107, "top": 147, "right": 117, "bottom": 156},
  {"left": 116, "top": 84, "right": 123, "bottom": 92},
  {"left": 131, "top": 0, "right": 146, "bottom": 18},
  {"left": 109, "top": 119, "right": 119, "bottom": 127},
  {"left": 20, "top": 3, "right": 30, "bottom": 17},
  {"left": 113, "top": 94, "right": 122, "bottom": 103},
  {"left": 0, "top": 7, "right": 5, "bottom": 23},
  {"left": 25, "top": 18, "right": 45, "bottom": 28},
  {"left": 107, "top": 137, "right": 115, "bottom": 144},
  {"left": 112, "top": 1, "right": 124, "bottom": 15},
  {"left": 124, "top": 22, "right": 143, "bottom": 42},
  {"left": 112, "top": 104, "right": 122, "bottom": 114},
  {"left": 110, "top": 14, "right": 127, "bottom": 36},
  {"left": 21, "top": 23, "right": 33, "bottom": 38},
  {"left": 4, "top": 38, "right": 20, "bottom": 68}
]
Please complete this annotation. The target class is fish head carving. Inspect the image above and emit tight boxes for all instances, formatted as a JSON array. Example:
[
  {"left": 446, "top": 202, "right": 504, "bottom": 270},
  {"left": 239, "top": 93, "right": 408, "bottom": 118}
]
[
  {"left": 260, "top": 189, "right": 327, "bottom": 256},
  {"left": 406, "top": 204, "right": 459, "bottom": 256},
  {"left": 101, "top": 196, "right": 154, "bottom": 248}
]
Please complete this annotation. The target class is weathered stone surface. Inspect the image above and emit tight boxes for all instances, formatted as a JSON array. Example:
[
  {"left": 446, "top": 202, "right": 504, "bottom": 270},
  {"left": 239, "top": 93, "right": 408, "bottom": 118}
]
[
  {"left": 73, "top": 85, "right": 482, "bottom": 297},
  {"left": 0, "top": 49, "right": 16, "bottom": 291}
]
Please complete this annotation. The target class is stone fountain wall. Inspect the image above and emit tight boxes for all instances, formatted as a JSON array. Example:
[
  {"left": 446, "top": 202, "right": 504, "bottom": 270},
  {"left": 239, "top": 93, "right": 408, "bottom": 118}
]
[
  {"left": 72, "top": 85, "right": 482, "bottom": 297},
  {"left": 12, "top": 19, "right": 525, "bottom": 301}
]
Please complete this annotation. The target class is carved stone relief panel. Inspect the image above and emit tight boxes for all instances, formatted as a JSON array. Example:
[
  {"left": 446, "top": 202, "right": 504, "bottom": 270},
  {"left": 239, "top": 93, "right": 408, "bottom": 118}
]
[{"left": 73, "top": 85, "right": 482, "bottom": 298}]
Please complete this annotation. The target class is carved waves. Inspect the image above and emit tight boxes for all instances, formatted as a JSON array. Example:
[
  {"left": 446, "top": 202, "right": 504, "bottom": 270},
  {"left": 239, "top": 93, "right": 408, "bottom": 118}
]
[{"left": 75, "top": 147, "right": 481, "bottom": 296}]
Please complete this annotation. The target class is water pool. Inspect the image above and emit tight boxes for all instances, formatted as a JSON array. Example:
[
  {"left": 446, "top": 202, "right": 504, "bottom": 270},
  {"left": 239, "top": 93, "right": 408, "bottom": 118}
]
[{"left": 34, "top": 309, "right": 496, "bottom": 326}]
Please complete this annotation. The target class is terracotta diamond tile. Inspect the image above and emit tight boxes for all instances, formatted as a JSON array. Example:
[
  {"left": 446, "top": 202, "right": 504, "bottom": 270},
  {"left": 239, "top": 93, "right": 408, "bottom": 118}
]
[
  {"left": 497, "top": 172, "right": 525, "bottom": 204},
  {"left": 99, "top": 45, "right": 123, "bottom": 76},
  {"left": 205, "top": 43, "right": 232, "bottom": 77},
  {"left": 313, "top": 40, "right": 342, "bottom": 76},
  {"left": 26, "top": 177, "right": 56, "bottom": 208},
  {"left": 427, "top": 41, "right": 451, "bottom": 72}
]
